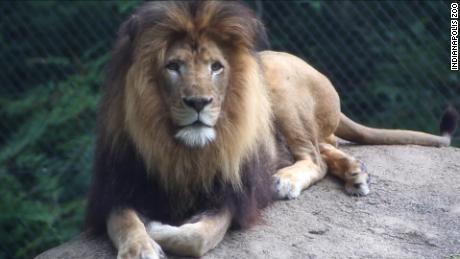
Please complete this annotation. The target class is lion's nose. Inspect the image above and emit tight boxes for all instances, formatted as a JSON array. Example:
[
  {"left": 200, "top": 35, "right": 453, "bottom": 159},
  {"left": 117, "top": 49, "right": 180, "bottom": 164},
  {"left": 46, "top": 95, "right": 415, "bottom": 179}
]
[{"left": 183, "top": 96, "right": 213, "bottom": 112}]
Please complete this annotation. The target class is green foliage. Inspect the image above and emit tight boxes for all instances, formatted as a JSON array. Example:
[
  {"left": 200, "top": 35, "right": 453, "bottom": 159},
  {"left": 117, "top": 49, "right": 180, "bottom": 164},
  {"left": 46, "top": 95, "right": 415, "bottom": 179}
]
[
  {"left": 0, "top": 59, "right": 99, "bottom": 258},
  {"left": 261, "top": 1, "right": 459, "bottom": 145},
  {"left": 0, "top": 1, "right": 139, "bottom": 258}
]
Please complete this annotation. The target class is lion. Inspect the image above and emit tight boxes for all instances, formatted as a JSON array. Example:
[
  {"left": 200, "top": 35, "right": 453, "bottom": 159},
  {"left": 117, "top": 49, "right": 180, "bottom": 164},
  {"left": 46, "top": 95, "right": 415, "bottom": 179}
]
[{"left": 85, "top": 1, "right": 458, "bottom": 258}]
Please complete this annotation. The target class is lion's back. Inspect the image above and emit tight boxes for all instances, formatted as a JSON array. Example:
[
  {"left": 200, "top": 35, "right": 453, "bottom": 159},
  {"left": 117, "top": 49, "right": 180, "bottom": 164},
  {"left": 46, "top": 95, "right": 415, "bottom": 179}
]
[{"left": 259, "top": 51, "right": 341, "bottom": 139}]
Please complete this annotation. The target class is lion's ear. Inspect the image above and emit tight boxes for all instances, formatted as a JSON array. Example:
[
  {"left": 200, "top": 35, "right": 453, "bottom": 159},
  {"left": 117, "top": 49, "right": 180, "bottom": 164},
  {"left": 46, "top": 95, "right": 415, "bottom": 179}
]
[
  {"left": 254, "top": 19, "right": 270, "bottom": 51},
  {"left": 103, "top": 15, "right": 139, "bottom": 91},
  {"left": 117, "top": 14, "right": 139, "bottom": 46}
]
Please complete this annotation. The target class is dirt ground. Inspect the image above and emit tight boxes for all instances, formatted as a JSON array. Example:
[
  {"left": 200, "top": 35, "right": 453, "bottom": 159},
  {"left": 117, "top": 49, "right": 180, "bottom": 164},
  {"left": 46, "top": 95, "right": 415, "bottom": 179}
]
[{"left": 37, "top": 145, "right": 460, "bottom": 259}]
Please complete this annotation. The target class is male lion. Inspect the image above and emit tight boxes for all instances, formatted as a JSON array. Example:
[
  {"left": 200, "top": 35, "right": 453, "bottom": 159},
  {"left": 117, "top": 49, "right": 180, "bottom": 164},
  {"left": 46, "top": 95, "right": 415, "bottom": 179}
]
[{"left": 85, "top": 1, "right": 458, "bottom": 258}]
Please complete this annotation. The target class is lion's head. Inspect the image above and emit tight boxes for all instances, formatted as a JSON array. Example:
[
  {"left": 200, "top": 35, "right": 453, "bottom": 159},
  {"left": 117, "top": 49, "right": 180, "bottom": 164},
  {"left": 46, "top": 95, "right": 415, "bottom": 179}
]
[
  {"left": 100, "top": 1, "right": 274, "bottom": 191},
  {"left": 160, "top": 37, "right": 229, "bottom": 147}
]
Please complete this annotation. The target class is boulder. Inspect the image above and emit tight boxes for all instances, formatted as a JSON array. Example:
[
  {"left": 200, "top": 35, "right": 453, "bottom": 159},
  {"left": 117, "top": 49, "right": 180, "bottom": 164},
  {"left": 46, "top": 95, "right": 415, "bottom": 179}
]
[{"left": 37, "top": 145, "right": 460, "bottom": 258}]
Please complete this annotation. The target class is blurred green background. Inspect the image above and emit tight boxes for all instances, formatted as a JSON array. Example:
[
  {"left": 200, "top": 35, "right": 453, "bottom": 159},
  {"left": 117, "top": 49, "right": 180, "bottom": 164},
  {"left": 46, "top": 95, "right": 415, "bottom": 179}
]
[{"left": 0, "top": 1, "right": 458, "bottom": 258}]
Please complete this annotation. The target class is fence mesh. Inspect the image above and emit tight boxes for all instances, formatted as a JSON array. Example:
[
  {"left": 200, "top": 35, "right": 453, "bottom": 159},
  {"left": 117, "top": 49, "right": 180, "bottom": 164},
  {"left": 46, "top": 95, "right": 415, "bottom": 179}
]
[{"left": 0, "top": 1, "right": 458, "bottom": 258}]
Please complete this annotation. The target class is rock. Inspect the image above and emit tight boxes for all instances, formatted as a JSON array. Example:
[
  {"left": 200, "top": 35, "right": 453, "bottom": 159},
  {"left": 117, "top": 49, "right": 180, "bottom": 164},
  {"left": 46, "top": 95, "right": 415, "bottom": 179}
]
[{"left": 36, "top": 145, "right": 460, "bottom": 259}]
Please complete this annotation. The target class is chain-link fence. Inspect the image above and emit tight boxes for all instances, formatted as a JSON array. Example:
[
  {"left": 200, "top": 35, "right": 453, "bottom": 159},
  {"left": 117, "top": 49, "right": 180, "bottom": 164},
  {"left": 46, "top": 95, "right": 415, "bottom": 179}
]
[{"left": 1, "top": 1, "right": 458, "bottom": 258}]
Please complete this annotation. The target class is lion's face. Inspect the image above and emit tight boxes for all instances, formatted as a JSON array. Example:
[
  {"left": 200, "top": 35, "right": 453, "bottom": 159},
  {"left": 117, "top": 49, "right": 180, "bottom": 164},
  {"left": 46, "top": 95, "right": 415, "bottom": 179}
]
[{"left": 159, "top": 38, "right": 230, "bottom": 148}]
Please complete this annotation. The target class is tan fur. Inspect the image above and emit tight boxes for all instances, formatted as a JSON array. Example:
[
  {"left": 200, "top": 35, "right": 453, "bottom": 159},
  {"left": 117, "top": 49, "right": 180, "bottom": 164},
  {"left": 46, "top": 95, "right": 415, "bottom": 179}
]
[
  {"left": 261, "top": 51, "right": 341, "bottom": 145},
  {"left": 260, "top": 50, "right": 450, "bottom": 148},
  {"left": 336, "top": 114, "right": 451, "bottom": 146},
  {"left": 108, "top": 209, "right": 164, "bottom": 259},
  {"left": 101, "top": 2, "right": 455, "bottom": 258},
  {"left": 147, "top": 209, "right": 232, "bottom": 257},
  {"left": 101, "top": 2, "right": 276, "bottom": 258},
  {"left": 107, "top": 3, "right": 274, "bottom": 193},
  {"left": 319, "top": 143, "right": 370, "bottom": 195},
  {"left": 123, "top": 46, "right": 273, "bottom": 192},
  {"left": 262, "top": 50, "right": 444, "bottom": 197}
]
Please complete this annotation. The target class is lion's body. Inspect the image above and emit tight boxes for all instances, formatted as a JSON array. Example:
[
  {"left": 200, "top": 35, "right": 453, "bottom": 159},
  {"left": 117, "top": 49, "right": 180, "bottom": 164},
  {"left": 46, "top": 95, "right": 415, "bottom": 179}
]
[
  {"left": 261, "top": 51, "right": 341, "bottom": 142},
  {"left": 85, "top": 2, "right": 457, "bottom": 258}
]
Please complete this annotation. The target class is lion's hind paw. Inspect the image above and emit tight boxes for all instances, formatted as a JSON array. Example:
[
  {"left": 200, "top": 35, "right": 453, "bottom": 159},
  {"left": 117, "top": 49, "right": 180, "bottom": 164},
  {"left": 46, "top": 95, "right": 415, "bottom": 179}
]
[{"left": 344, "top": 161, "right": 370, "bottom": 196}]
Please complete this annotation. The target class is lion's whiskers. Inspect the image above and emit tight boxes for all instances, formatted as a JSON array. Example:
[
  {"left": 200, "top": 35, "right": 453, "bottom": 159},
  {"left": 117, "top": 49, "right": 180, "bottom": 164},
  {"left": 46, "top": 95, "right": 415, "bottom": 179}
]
[{"left": 171, "top": 106, "right": 219, "bottom": 127}]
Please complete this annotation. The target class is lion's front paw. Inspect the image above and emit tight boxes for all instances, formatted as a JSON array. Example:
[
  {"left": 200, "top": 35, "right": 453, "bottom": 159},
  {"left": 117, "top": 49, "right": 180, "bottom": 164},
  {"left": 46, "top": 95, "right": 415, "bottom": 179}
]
[
  {"left": 118, "top": 235, "right": 165, "bottom": 259},
  {"left": 147, "top": 221, "right": 179, "bottom": 237},
  {"left": 345, "top": 161, "right": 370, "bottom": 196},
  {"left": 273, "top": 170, "right": 304, "bottom": 199}
]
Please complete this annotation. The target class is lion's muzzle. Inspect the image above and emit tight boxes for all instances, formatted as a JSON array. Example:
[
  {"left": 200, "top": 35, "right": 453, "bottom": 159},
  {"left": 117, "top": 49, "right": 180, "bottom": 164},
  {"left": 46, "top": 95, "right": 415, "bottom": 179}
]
[
  {"left": 172, "top": 98, "right": 220, "bottom": 148},
  {"left": 183, "top": 96, "right": 213, "bottom": 112},
  {"left": 175, "top": 125, "right": 216, "bottom": 148}
]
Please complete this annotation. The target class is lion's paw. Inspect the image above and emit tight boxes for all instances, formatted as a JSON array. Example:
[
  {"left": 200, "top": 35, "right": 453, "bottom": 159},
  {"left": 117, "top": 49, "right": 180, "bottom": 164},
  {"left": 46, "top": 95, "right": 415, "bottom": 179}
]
[
  {"left": 345, "top": 181, "right": 370, "bottom": 196},
  {"left": 146, "top": 221, "right": 180, "bottom": 240},
  {"left": 117, "top": 235, "right": 165, "bottom": 259},
  {"left": 273, "top": 171, "right": 303, "bottom": 199},
  {"left": 345, "top": 161, "right": 370, "bottom": 196}
]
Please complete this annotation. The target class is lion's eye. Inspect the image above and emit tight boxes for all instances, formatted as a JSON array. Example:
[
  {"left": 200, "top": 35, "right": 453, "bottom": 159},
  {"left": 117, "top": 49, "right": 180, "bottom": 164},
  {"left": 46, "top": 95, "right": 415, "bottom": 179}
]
[
  {"left": 166, "top": 61, "right": 180, "bottom": 72},
  {"left": 210, "top": 61, "right": 223, "bottom": 73}
]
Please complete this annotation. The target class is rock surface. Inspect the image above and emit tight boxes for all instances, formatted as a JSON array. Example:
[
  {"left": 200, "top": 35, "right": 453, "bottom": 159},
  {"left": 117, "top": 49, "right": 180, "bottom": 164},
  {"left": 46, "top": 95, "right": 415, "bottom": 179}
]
[{"left": 37, "top": 145, "right": 460, "bottom": 259}]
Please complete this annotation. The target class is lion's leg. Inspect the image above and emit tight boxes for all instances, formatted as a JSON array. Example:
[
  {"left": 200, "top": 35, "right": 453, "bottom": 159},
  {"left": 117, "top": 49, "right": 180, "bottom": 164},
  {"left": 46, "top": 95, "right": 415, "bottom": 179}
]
[
  {"left": 272, "top": 103, "right": 328, "bottom": 199},
  {"left": 273, "top": 158, "right": 327, "bottom": 199},
  {"left": 324, "top": 134, "right": 338, "bottom": 147},
  {"left": 319, "top": 143, "right": 370, "bottom": 196},
  {"left": 107, "top": 208, "right": 164, "bottom": 259},
  {"left": 146, "top": 208, "right": 232, "bottom": 257}
]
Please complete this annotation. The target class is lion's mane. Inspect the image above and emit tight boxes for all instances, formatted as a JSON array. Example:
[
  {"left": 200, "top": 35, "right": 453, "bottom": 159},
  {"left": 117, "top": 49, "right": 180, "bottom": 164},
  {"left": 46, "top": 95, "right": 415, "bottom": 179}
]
[{"left": 85, "top": 1, "right": 277, "bottom": 233}]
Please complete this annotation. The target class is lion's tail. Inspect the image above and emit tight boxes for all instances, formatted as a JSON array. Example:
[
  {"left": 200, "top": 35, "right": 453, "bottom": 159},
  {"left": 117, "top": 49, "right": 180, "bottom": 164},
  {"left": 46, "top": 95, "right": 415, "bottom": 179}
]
[{"left": 335, "top": 106, "right": 459, "bottom": 147}]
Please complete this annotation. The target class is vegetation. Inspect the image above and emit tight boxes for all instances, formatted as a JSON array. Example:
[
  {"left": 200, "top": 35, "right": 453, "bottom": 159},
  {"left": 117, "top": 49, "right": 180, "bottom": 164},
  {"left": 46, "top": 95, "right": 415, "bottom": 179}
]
[
  {"left": 258, "top": 1, "right": 459, "bottom": 134},
  {"left": 0, "top": 2, "right": 138, "bottom": 258},
  {"left": 0, "top": 1, "right": 457, "bottom": 258}
]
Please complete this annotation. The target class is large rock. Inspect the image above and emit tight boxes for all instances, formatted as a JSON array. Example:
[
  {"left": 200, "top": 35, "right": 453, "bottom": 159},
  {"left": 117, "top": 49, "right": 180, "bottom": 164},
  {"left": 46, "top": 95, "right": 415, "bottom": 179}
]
[{"left": 37, "top": 145, "right": 460, "bottom": 259}]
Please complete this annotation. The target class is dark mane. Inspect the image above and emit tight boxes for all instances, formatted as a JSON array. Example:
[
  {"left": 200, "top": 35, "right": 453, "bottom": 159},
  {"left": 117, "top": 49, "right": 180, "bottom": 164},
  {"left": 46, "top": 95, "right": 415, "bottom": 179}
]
[{"left": 85, "top": 1, "right": 274, "bottom": 235}]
